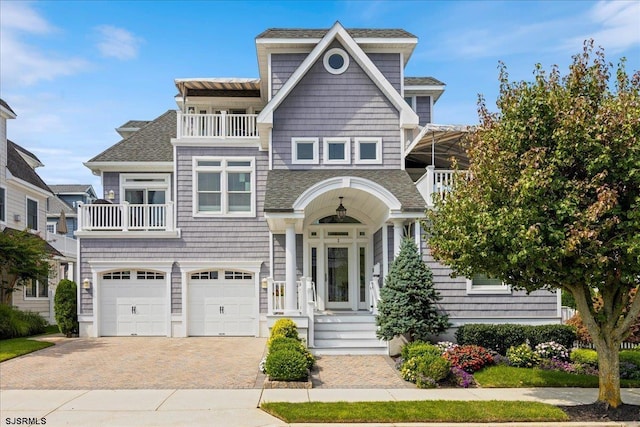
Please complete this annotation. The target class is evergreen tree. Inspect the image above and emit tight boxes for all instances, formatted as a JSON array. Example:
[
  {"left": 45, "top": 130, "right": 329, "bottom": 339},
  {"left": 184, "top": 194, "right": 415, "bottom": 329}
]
[
  {"left": 54, "top": 279, "right": 78, "bottom": 337},
  {"left": 376, "top": 237, "right": 449, "bottom": 342}
]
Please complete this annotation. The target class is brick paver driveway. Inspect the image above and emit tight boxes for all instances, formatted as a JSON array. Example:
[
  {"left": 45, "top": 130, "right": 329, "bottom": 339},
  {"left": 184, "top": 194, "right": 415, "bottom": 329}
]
[{"left": 0, "top": 337, "right": 268, "bottom": 389}]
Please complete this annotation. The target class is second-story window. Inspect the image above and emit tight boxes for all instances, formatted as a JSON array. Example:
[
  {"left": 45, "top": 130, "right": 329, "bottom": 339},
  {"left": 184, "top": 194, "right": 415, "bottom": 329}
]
[
  {"left": 323, "top": 137, "right": 350, "bottom": 165},
  {"left": 355, "top": 137, "right": 382, "bottom": 164},
  {"left": 292, "top": 137, "right": 319, "bottom": 164},
  {"left": 26, "top": 198, "right": 38, "bottom": 230},
  {"left": 194, "top": 158, "right": 255, "bottom": 217}
]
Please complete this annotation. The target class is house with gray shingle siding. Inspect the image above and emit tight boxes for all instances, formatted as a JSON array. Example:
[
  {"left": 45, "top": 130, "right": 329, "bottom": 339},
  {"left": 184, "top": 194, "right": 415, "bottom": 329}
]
[{"left": 77, "top": 22, "right": 559, "bottom": 352}]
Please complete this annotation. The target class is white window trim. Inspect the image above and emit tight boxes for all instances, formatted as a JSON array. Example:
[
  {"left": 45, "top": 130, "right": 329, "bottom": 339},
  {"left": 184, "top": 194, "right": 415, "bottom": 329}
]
[
  {"left": 23, "top": 278, "right": 48, "bottom": 300},
  {"left": 354, "top": 137, "right": 382, "bottom": 164},
  {"left": 192, "top": 157, "right": 256, "bottom": 218},
  {"left": 26, "top": 196, "right": 39, "bottom": 231},
  {"left": 466, "top": 275, "right": 512, "bottom": 295},
  {"left": 119, "top": 173, "right": 171, "bottom": 204},
  {"left": 291, "top": 137, "right": 319, "bottom": 165},
  {"left": 323, "top": 137, "right": 351, "bottom": 165},
  {"left": 323, "top": 48, "right": 349, "bottom": 75},
  {"left": 47, "top": 222, "right": 57, "bottom": 234}
]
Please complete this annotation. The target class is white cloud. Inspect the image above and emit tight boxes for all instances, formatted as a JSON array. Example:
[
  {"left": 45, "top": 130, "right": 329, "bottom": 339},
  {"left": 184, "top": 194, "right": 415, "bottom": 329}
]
[
  {"left": 0, "top": 2, "right": 89, "bottom": 87},
  {"left": 95, "top": 25, "right": 144, "bottom": 60},
  {"left": 567, "top": 0, "right": 640, "bottom": 53}
]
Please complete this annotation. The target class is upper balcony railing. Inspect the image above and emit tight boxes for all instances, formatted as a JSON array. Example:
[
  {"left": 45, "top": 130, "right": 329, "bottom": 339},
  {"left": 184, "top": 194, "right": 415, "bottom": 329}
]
[
  {"left": 77, "top": 202, "right": 175, "bottom": 233},
  {"left": 176, "top": 112, "right": 259, "bottom": 139},
  {"left": 416, "top": 166, "right": 470, "bottom": 207}
]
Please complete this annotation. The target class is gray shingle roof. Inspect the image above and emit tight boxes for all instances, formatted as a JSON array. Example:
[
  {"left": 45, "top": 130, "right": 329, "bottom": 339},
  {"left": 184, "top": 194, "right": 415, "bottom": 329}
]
[
  {"left": 7, "top": 140, "right": 51, "bottom": 193},
  {"left": 89, "top": 110, "right": 175, "bottom": 162},
  {"left": 118, "top": 120, "right": 151, "bottom": 129},
  {"left": 264, "top": 169, "right": 425, "bottom": 213},
  {"left": 47, "top": 195, "right": 75, "bottom": 216},
  {"left": 49, "top": 184, "right": 94, "bottom": 194},
  {"left": 0, "top": 98, "right": 16, "bottom": 116},
  {"left": 257, "top": 28, "right": 416, "bottom": 39},
  {"left": 405, "top": 77, "right": 446, "bottom": 86},
  {"left": 12, "top": 143, "right": 42, "bottom": 164}
]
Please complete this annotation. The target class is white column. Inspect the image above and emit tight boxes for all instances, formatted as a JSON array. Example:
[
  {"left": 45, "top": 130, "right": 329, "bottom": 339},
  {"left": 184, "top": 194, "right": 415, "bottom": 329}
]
[
  {"left": 393, "top": 219, "right": 404, "bottom": 257},
  {"left": 285, "top": 221, "right": 298, "bottom": 314}
]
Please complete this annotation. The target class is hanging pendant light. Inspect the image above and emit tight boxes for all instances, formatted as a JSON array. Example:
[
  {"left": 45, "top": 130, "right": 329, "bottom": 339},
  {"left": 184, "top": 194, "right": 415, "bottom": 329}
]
[{"left": 336, "top": 196, "right": 347, "bottom": 222}]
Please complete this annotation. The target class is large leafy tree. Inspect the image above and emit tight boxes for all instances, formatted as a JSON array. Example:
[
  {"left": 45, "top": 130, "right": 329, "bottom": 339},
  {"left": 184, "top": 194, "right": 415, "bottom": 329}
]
[
  {"left": 376, "top": 237, "right": 449, "bottom": 342},
  {"left": 427, "top": 41, "right": 640, "bottom": 407},
  {"left": 0, "top": 229, "right": 52, "bottom": 304}
]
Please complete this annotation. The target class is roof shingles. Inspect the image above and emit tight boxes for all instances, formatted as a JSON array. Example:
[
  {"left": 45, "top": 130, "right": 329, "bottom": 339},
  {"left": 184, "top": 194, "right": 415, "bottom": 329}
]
[
  {"left": 7, "top": 140, "right": 50, "bottom": 193},
  {"left": 257, "top": 28, "right": 416, "bottom": 39}
]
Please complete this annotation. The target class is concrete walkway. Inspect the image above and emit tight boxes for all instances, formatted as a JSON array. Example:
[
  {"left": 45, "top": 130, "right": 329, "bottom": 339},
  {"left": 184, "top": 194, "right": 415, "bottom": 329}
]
[{"left": 1, "top": 388, "right": 639, "bottom": 427}]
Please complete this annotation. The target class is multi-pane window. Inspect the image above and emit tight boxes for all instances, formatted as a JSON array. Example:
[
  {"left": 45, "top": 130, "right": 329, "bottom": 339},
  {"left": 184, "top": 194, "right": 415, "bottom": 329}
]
[
  {"left": 27, "top": 198, "right": 38, "bottom": 230},
  {"left": 24, "top": 278, "right": 48, "bottom": 298},
  {"left": 0, "top": 187, "right": 5, "bottom": 222},
  {"left": 323, "top": 137, "right": 350, "bottom": 164},
  {"left": 194, "top": 158, "right": 254, "bottom": 216},
  {"left": 191, "top": 271, "right": 219, "bottom": 280},
  {"left": 224, "top": 271, "right": 253, "bottom": 280}
]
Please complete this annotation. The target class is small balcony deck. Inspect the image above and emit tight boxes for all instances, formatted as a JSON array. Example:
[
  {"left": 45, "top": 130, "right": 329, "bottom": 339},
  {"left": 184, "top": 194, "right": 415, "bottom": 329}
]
[
  {"left": 416, "top": 166, "right": 469, "bottom": 207},
  {"left": 176, "top": 112, "right": 259, "bottom": 139},
  {"left": 76, "top": 202, "right": 177, "bottom": 237}
]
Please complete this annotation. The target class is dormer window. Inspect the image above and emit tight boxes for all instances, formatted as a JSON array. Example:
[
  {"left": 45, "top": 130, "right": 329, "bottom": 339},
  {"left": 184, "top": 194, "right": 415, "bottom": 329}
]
[{"left": 323, "top": 48, "right": 349, "bottom": 75}]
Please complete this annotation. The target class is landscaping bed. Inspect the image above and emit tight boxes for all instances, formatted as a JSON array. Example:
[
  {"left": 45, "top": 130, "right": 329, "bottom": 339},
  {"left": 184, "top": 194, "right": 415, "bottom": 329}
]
[{"left": 560, "top": 403, "right": 640, "bottom": 422}]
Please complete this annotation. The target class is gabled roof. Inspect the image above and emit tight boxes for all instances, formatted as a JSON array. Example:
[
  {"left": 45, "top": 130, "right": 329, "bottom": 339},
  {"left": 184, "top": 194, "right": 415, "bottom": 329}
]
[
  {"left": 257, "top": 28, "right": 417, "bottom": 39},
  {"left": 6, "top": 140, "right": 51, "bottom": 193},
  {"left": 49, "top": 184, "right": 96, "bottom": 195},
  {"left": 118, "top": 120, "right": 151, "bottom": 129},
  {"left": 12, "top": 143, "right": 43, "bottom": 167},
  {"left": 405, "top": 77, "right": 445, "bottom": 86},
  {"left": 47, "top": 195, "right": 75, "bottom": 216},
  {"left": 0, "top": 98, "right": 17, "bottom": 118},
  {"left": 87, "top": 110, "right": 175, "bottom": 163},
  {"left": 257, "top": 22, "right": 419, "bottom": 140}
]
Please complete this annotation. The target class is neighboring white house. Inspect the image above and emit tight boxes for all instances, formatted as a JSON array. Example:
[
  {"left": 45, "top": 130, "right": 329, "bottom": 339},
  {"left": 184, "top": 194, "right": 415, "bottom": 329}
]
[{"left": 76, "top": 23, "right": 560, "bottom": 353}]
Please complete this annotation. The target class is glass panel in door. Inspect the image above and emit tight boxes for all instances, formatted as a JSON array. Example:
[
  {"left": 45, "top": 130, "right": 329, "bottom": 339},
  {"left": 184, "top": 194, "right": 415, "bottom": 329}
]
[{"left": 327, "top": 247, "right": 350, "bottom": 308}]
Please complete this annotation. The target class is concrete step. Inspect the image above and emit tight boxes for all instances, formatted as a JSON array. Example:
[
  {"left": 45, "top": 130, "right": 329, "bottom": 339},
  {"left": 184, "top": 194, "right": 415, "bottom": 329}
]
[
  {"left": 315, "top": 330, "right": 378, "bottom": 340},
  {"left": 314, "top": 314, "right": 376, "bottom": 324},
  {"left": 313, "top": 338, "right": 386, "bottom": 348},
  {"left": 311, "top": 346, "right": 389, "bottom": 355},
  {"left": 314, "top": 322, "right": 377, "bottom": 332}
]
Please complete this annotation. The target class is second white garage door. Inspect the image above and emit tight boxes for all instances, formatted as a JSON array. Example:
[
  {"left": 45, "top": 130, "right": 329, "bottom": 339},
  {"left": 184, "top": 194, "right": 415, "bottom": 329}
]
[{"left": 188, "top": 270, "right": 256, "bottom": 336}]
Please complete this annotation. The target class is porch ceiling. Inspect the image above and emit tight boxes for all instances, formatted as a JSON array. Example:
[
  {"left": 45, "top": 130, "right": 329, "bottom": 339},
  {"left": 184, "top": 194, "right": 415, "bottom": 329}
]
[{"left": 405, "top": 124, "right": 474, "bottom": 169}]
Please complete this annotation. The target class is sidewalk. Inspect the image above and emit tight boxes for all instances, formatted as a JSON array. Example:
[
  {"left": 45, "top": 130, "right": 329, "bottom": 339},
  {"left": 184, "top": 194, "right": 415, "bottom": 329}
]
[{"left": 1, "top": 388, "right": 639, "bottom": 427}]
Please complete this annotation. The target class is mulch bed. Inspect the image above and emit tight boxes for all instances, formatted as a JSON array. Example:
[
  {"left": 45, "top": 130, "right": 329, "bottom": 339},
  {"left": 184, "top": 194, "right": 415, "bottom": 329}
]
[{"left": 559, "top": 402, "right": 640, "bottom": 422}]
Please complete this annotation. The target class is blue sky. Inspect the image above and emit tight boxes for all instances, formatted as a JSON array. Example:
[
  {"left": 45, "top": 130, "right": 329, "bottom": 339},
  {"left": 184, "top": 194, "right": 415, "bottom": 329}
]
[{"left": 1, "top": 0, "right": 639, "bottom": 196}]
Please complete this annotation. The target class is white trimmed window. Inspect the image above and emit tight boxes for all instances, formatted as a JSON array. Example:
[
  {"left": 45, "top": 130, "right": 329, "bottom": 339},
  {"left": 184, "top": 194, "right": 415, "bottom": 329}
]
[
  {"left": 323, "top": 48, "right": 349, "bottom": 75},
  {"left": 26, "top": 197, "right": 38, "bottom": 231},
  {"left": 0, "top": 187, "right": 5, "bottom": 223},
  {"left": 323, "top": 137, "right": 350, "bottom": 164},
  {"left": 194, "top": 157, "right": 255, "bottom": 216},
  {"left": 120, "top": 174, "right": 170, "bottom": 205},
  {"left": 355, "top": 137, "right": 382, "bottom": 164},
  {"left": 24, "top": 277, "right": 48, "bottom": 299},
  {"left": 292, "top": 138, "right": 319, "bottom": 164},
  {"left": 46, "top": 222, "right": 57, "bottom": 234},
  {"left": 466, "top": 273, "right": 511, "bottom": 295}
]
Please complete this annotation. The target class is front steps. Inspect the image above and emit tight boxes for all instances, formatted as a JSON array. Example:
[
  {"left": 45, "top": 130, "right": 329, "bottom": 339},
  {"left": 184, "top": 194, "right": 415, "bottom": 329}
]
[{"left": 311, "top": 312, "right": 388, "bottom": 355}]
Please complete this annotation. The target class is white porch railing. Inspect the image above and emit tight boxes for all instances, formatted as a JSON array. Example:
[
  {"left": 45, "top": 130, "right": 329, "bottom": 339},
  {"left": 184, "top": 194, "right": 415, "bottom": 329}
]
[
  {"left": 45, "top": 231, "right": 77, "bottom": 258},
  {"left": 416, "top": 166, "right": 469, "bottom": 207},
  {"left": 267, "top": 278, "right": 316, "bottom": 316},
  {"left": 78, "top": 202, "right": 174, "bottom": 232},
  {"left": 369, "top": 276, "right": 381, "bottom": 315},
  {"left": 176, "top": 112, "right": 259, "bottom": 139}
]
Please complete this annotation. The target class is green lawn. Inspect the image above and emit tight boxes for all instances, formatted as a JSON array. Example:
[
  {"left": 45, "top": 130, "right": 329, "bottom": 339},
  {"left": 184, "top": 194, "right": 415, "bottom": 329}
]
[
  {"left": 261, "top": 400, "right": 568, "bottom": 423},
  {"left": 0, "top": 337, "right": 54, "bottom": 362},
  {"left": 475, "top": 365, "right": 640, "bottom": 388}
]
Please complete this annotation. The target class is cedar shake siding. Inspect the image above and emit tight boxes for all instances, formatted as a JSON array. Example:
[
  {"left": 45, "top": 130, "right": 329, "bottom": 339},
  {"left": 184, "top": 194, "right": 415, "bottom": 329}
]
[
  {"left": 271, "top": 41, "right": 402, "bottom": 169},
  {"left": 271, "top": 53, "right": 308, "bottom": 97},
  {"left": 416, "top": 96, "right": 431, "bottom": 126},
  {"left": 368, "top": 53, "right": 401, "bottom": 92}
]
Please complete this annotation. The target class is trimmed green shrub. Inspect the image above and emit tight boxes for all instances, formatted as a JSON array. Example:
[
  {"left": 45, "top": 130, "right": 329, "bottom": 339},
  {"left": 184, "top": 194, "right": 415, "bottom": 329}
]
[
  {"left": 455, "top": 324, "right": 577, "bottom": 355},
  {"left": 620, "top": 350, "right": 640, "bottom": 368},
  {"left": 0, "top": 304, "right": 47, "bottom": 339},
  {"left": 264, "top": 349, "right": 308, "bottom": 381},
  {"left": 507, "top": 343, "right": 540, "bottom": 368},
  {"left": 570, "top": 348, "right": 598, "bottom": 366},
  {"left": 443, "top": 345, "right": 493, "bottom": 373},
  {"left": 401, "top": 341, "right": 442, "bottom": 361},
  {"left": 400, "top": 354, "right": 451, "bottom": 387},
  {"left": 54, "top": 279, "right": 78, "bottom": 337},
  {"left": 269, "top": 318, "right": 300, "bottom": 344},
  {"left": 268, "top": 336, "right": 315, "bottom": 369}
]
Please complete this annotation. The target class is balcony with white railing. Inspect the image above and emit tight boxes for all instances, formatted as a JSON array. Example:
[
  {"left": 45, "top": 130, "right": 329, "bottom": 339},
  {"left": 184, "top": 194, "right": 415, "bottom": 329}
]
[
  {"left": 46, "top": 231, "right": 77, "bottom": 258},
  {"left": 416, "top": 166, "right": 469, "bottom": 207},
  {"left": 76, "top": 202, "right": 178, "bottom": 237},
  {"left": 176, "top": 112, "right": 259, "bottom": 139}
]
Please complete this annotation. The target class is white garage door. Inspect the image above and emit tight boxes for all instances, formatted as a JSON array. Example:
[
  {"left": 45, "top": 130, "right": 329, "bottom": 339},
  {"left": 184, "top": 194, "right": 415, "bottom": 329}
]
[
  {"left": 188, "top": 270, "right": 255, "bottom": 336},
  {"left": 101, "top": 270, "right": 167, "bottom": 336}
]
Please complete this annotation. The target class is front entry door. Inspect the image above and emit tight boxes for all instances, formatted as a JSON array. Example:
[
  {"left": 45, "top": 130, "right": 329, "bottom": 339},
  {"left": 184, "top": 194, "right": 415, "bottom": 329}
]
[{"left": 326, "top": 246, "right": 350, "bottom": 309}]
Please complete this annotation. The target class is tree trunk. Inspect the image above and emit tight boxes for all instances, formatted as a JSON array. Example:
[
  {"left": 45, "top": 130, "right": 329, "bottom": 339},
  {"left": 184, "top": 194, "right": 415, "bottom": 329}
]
[{"left": 593, "top": 336, "right": 622, "bottom": 408}]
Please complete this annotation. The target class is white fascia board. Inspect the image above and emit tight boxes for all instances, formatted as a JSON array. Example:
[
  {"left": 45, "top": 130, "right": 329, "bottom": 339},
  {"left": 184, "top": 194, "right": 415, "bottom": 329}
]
[
  {"left": 83, "top": 161, "right": 174, "bottom": 174},
  {"left": 0, "top": 105, "right": 17, "bottom": 119},
  {"left": 404, "top": 85, "right": 446, "bottom": 92},
  {"left": 257, "top": 22, "right": 419, "bottom": 129}
]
